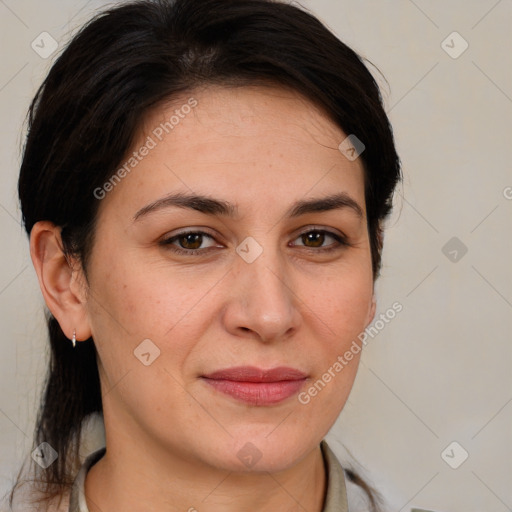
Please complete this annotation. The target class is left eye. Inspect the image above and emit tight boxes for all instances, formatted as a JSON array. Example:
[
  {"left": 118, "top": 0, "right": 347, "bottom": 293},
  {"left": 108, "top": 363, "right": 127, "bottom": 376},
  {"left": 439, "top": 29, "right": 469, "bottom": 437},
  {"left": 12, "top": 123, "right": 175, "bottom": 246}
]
[{"left": 292, "top": 229, "right": 346, "bottom": 250}]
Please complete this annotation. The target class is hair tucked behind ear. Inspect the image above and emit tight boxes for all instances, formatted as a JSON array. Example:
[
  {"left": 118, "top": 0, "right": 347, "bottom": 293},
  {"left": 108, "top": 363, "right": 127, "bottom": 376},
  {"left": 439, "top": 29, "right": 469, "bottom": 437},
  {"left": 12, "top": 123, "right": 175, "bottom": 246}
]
[{"left": 11, "top": 0, "right": 400, "bottom": 509}]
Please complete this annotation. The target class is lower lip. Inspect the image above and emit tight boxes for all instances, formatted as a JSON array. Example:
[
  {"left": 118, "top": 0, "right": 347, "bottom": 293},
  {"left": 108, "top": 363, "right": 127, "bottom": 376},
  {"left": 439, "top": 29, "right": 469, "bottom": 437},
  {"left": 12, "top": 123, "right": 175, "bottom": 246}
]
[{"left": 202, "top": 378, "right": 306, "bottom": 405}]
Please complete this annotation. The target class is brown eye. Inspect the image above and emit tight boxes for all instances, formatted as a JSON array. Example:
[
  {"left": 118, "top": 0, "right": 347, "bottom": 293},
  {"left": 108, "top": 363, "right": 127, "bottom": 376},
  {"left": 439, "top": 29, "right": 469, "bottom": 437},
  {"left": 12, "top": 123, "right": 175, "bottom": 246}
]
[
  {"left": 159, "top": 230, "right": 219, "bottom": 255},
  {"left": 292, "top": 229, "right": 348, "bottom": 252},
  {"left": 178, "top": 233, "right": 203, "bottom": 250},
  {"left": 301, "top": 231, "right": 325, "bottom": 248}
]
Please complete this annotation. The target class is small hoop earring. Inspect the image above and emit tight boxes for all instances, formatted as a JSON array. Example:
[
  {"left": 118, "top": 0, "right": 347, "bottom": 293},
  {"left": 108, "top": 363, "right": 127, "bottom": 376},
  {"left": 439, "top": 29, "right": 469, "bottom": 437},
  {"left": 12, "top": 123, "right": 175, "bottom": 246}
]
[{"left": 72, "top": 329, "right": 76, "bottom": 348}]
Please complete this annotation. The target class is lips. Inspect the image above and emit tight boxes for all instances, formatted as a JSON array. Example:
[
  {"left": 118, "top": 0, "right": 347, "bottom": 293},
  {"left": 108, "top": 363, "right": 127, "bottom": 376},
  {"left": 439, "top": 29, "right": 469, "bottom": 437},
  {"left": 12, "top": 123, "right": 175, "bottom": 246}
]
[{"left": 201, "top": 366, "right": 308, "bottom": 405}]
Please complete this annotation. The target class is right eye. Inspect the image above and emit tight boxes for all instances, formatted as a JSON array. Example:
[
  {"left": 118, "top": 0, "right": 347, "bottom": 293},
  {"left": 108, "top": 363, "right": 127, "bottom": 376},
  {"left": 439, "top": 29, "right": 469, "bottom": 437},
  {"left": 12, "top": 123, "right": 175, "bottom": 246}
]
[{"left": 159, "top": 230, "right": 221, "bottom": 255}]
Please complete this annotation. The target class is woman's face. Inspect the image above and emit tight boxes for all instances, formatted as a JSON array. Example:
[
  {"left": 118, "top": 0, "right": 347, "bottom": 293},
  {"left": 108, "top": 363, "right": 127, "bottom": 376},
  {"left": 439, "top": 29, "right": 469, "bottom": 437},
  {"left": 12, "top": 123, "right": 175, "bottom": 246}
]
[{"left": 81, "top": 85, "right": 375, "bottom": 472}]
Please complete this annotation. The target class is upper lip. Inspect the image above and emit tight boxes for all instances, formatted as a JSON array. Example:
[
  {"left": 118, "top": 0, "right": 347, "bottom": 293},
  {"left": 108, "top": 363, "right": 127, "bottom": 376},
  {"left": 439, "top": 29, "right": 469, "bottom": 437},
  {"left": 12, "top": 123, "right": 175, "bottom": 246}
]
[{"left": 202, "top": 366, "right": 307, "bottom": 382}]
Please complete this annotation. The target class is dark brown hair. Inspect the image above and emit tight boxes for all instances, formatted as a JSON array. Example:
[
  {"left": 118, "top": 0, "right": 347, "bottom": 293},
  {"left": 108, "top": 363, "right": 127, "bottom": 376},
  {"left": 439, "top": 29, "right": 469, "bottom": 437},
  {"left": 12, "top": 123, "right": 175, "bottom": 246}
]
[{"left": 11, "top": 0, "right": 400, "bottom": 509}]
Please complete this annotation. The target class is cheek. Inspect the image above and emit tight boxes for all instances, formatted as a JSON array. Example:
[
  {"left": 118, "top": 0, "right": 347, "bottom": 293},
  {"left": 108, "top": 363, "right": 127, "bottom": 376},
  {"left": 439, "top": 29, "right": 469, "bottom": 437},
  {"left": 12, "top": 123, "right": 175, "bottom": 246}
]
[
  {"left": 87, "top": 263, "right": 203, "bottom": 420},
  {"left": 86, "top": 254, "right": 219, "bottom": 377},
  {"left": 300, "top": 262, "right": 372, "bottom": 404},
  {"left": 88, "top": 252, "right": 172, "bottom": 333},
  {"left": 307, "top": 265, "right": 373, "bottom": 338}
]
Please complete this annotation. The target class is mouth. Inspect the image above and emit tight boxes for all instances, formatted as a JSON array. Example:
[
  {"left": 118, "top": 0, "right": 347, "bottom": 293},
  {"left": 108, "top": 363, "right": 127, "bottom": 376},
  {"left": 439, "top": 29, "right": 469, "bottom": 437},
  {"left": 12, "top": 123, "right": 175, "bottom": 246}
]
[{"left": 200, "top": 366, "right": 308, "bottom": 406}]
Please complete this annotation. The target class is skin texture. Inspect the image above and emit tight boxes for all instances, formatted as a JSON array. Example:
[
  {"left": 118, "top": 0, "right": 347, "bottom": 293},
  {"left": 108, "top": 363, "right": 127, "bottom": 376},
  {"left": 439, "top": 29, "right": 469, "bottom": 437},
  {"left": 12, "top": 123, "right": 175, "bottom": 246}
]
[{"left": 30, "top": 85, "right": 376, "bottom": 512}]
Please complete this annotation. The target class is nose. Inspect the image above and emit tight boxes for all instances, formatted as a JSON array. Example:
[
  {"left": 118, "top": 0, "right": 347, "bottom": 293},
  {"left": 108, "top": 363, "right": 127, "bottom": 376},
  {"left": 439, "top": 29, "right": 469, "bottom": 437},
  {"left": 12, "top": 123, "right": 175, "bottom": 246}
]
[{"left": 221, "top": 246, "right": 302, "bottom": 343}]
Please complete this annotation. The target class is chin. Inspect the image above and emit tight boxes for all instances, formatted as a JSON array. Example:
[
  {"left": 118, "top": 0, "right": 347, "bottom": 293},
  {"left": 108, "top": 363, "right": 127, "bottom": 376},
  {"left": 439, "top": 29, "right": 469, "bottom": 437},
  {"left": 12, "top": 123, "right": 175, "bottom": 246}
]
[{"left": 201, "top": 430, "right": 319, "bottom": 474}]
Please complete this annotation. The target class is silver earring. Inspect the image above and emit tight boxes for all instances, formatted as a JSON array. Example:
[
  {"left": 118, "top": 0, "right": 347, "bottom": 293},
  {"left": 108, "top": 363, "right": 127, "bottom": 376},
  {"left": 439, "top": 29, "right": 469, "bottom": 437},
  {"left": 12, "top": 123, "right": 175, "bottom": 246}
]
[{"left": 72, "top": 329, "right": 76, "bottom": 348}]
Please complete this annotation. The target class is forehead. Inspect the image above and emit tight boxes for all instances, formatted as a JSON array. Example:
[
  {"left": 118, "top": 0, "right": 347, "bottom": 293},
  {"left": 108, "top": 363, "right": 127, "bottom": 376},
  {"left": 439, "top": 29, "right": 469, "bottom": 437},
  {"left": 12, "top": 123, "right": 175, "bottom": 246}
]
[
  {"left": 146, "top": 84, "right": 345, "bottom": 147},
  {"left": 96, "top": 84, "right": 366, "bottom": 219}
]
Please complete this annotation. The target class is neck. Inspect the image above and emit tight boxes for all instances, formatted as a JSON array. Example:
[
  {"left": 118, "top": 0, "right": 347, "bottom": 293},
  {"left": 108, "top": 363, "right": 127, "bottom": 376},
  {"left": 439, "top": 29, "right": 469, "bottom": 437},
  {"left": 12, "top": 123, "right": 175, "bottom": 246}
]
[{"left": 84, "top": 436, "right": 326, "bottom": 512}]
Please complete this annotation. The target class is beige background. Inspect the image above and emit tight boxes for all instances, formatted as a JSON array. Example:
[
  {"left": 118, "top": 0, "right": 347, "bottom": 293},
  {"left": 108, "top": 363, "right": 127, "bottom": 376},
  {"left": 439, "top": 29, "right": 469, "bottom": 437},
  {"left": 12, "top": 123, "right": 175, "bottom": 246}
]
[{"left": 0, "top": 1, "right": 511, "bottom": 511}]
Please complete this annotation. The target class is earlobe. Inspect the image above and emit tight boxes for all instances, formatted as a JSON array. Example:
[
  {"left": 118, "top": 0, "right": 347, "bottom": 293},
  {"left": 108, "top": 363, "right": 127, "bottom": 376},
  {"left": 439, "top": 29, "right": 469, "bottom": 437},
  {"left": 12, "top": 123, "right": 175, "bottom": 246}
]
[{"left": 29, "top": 221, "right": 91, "bottom": 343}]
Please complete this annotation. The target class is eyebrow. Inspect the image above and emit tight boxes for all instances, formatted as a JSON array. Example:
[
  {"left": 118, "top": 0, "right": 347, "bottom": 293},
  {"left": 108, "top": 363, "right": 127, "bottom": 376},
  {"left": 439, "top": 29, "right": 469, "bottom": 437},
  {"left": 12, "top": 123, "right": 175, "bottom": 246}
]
[{"left": 132, "top": 191, "right": 363, "bottom": 222}]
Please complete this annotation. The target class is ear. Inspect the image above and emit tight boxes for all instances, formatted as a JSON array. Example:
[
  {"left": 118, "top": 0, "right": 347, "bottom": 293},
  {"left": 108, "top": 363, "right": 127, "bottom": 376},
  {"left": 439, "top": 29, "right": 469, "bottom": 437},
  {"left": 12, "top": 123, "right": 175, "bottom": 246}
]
[
  {"left": 29, "top": 221, "right": 92, "bottom": 344},
  {"left": 366, "top": 294, "right": 376, "bottom": 326}
]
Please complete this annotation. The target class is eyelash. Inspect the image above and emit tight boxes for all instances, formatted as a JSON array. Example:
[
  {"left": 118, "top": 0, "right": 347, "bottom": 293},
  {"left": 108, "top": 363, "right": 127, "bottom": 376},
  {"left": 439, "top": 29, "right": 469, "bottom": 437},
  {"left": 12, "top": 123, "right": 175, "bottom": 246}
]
[{"left": 159, "top": 228, "right": 349, "bottom": 256}]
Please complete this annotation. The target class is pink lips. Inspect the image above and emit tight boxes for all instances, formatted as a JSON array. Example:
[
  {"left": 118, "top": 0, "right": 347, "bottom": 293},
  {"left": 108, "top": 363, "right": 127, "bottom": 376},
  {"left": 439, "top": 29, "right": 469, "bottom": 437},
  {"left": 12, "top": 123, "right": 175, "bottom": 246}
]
[{"left": 201, "top": 366, "right": 307, "bottom": 405}]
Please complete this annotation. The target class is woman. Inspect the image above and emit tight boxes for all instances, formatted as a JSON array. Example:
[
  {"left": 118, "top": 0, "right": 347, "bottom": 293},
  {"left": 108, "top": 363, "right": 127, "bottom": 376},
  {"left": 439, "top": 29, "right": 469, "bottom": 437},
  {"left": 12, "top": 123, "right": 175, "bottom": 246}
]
[{"left": 10, "top": 0, "right": 401, "bottom": 510}]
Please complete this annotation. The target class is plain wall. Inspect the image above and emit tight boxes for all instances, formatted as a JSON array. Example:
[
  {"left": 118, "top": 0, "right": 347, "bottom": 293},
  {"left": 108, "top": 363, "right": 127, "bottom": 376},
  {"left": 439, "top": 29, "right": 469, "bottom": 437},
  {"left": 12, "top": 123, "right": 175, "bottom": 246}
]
[{"left": 0, "top": 1, "right": 511, "bottom": 511}]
